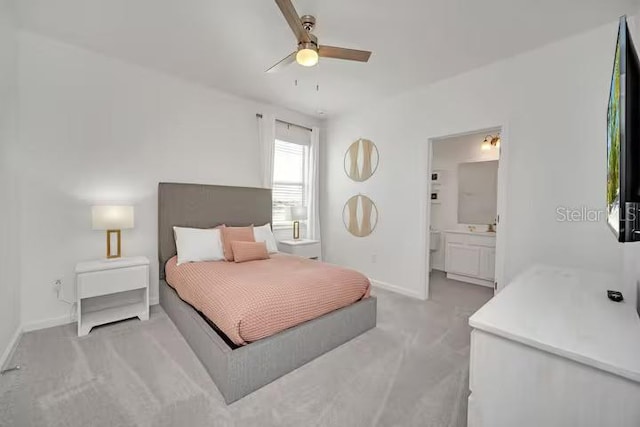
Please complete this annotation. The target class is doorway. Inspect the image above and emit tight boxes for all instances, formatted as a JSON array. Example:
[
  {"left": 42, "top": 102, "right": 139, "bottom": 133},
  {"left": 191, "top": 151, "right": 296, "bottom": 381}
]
[{"left": 422, "top": 126, "right": 508, "bottom": 299}]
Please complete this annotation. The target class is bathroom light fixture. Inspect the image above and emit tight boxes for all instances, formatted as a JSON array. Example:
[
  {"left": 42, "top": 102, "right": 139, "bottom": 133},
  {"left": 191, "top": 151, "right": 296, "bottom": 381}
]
[{"left": 481, "top": 135, "right": 501, "bottom": 151}]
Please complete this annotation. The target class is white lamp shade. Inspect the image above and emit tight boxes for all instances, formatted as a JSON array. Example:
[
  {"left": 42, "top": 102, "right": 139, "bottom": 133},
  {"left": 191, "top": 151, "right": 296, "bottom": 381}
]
[
  {"left": 289, "top": 206, "right": 308, "bottom": 221},
  {"left": 92, "top": 206, "right": 134, "bottom": 230}
]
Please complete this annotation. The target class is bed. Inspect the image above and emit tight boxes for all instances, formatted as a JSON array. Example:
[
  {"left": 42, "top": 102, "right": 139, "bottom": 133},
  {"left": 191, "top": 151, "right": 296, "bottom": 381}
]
[{"left": 158, "top": 183, "right": 377, "bottom": 403}]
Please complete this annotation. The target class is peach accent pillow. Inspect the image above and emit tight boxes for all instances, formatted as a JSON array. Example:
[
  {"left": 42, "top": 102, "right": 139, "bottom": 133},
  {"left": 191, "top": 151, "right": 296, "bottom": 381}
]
[
  {"left": 231, "top": 241, "right": 270, "bottom": 263},
  {"left": 221, "top": 225, "right": 255, "bottom": 261}
]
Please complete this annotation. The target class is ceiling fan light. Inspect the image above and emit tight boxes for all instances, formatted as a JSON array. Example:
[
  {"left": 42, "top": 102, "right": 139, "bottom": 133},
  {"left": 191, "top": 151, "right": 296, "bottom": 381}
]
[{"left": 296, "top": 48, "right": 319, "bottom": 67}]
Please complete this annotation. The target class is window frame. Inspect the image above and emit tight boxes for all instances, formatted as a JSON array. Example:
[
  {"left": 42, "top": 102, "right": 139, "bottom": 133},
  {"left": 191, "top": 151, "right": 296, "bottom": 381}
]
[{"left": 271, "top": 138, "right": 309, "bottom": 229}]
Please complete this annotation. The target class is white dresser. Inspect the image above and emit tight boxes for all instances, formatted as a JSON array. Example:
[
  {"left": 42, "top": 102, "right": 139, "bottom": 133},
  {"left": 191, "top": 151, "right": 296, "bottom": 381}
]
[
  {"left": 444, "top": 230, "right": 495, "bottom": 287},
  {"left": 468, "top": 265, "right": 640, "bottom": 427}
]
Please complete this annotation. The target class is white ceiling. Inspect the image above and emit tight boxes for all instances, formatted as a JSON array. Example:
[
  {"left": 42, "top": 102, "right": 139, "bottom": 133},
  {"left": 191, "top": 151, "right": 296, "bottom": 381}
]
[{"left": 15, "top": 0, "right": 640, "bottom": 117}]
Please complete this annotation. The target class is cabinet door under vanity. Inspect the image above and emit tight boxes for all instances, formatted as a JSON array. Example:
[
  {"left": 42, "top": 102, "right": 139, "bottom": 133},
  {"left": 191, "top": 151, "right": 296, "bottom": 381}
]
[
  {"left": 446, "top": 243, "right": 481, "bottom": 277},
  {"left": 478, "top": 247, "right": 495, "bottom": 280},
  {"left": 444, "top": 231, "right": 495, "bottom": 287}
]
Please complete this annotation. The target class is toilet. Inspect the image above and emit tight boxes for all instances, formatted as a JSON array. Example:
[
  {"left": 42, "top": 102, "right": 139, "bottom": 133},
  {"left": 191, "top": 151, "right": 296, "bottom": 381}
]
[
  {"left": 430, "top": 230, "right": 441, "bottom": 251},
  {"left": 429, "top": 231, "right": 441, "bottom": 273}
]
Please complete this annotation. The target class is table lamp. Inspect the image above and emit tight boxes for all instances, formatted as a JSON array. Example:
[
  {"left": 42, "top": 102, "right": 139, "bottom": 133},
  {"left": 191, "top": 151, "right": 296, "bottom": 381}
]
[
  {"left": 289, "top": 206, "right": 307, "bottom": 240},
  {"left": 92, "top": 205, "right": 134, "bottom": 259}
]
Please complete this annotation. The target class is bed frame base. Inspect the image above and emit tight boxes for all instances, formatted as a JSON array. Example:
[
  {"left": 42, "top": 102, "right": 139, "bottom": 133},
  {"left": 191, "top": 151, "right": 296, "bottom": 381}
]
[{"left": 159, "top": 280, "right": 377, "bottom": 404}]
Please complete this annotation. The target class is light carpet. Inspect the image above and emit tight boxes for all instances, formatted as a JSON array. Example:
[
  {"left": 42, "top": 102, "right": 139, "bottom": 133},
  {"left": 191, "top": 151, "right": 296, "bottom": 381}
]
[{"left": 0, "top": 271, "right": 492, "bottom": 427}]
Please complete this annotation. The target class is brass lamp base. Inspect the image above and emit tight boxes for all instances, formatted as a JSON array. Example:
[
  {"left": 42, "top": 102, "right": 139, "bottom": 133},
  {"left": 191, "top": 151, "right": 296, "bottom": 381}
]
[
  {"left": 292, "top": 221, "right": 300, "bottom": 240},
  {"left": 106, "top": 229, "right": 122, "bottom": 259}
]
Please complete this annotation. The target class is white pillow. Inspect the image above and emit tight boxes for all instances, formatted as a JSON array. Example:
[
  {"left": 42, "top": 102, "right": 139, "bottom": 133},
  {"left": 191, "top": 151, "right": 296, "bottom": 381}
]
[
  {"left": 173, "top": 226, "right": 225, "bottom": 265},
  {"left": 253, "top": 223, "right": 278, "bottom": 253}
]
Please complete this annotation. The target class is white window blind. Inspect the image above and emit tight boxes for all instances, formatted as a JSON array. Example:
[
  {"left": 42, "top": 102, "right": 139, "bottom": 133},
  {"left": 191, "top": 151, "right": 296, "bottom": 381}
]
[{"left": 272, "top": 139, "right": 309, "bottom": 227}]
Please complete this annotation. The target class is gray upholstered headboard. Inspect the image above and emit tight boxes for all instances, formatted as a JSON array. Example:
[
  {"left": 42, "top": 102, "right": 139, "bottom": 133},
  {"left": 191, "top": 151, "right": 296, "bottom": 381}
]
[{"left": 158, "top": 183, "right": 272, "bottom": 279}]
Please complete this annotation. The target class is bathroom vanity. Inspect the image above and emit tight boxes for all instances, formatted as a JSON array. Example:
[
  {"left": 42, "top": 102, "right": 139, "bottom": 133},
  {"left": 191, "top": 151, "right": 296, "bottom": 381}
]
[{"left": 444, "top": 230, "right": 496, "bottom": 288}]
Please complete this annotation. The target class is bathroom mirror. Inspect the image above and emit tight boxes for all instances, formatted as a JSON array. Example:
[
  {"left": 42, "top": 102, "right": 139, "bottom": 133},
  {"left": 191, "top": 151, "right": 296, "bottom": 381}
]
[
  {"left": 458, "top": 160, "right": 498, "bottom": 225},
  {"left": 344, "top": 139, "right": 379, "bottom": 182}
]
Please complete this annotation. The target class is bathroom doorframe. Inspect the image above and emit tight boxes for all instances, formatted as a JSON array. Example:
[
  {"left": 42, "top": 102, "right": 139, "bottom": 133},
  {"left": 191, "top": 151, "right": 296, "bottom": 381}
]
[{"left": 421, "top": 124, "right": 509, "bottom": 299}]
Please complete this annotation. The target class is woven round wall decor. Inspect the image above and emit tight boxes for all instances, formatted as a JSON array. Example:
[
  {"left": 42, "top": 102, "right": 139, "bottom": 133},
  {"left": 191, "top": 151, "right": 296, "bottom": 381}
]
[
  {"left": 342, "top": 194, "right": 378, "bottom": 237},
  {"left": 344, "top": 138, "right": 379, "bottom": 182}
]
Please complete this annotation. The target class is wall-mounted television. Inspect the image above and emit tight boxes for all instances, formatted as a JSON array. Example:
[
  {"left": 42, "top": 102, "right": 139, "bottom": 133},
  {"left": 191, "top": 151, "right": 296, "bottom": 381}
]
[{"left": 607, "top": 16, "right": 640, "bottom": 242}]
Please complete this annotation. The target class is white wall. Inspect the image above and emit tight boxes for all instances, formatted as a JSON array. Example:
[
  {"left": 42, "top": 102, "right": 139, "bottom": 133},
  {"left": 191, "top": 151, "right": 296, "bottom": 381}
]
[
  {"left": 17, "top": 32, "right": 320, "bottom": 328},
  {"left": 0, "top": 0, "right": 21, "bottom": 364},
  {"left": 430, "top": 132, "right": 500, "bottom": 271},
  {"left": 322, "top": 19, "right": 627, "bottom": 299}
]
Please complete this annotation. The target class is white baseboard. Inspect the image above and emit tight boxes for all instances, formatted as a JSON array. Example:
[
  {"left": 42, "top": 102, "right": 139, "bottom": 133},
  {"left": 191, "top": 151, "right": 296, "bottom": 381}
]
[
  {"left": 0, "top": 325, "right": 23, "bottom": 371},
  {"left": 446, "top": 272, "right": 494, "bottom": 288},
  {"left": 370, "top": 278, "right": 426, "bottom": 300},
  {"left": 22, "top": 314, "right": 73, "bottom": 333},
  {"left": 24, "top": 298, "right": 159, "bottom": 333}
]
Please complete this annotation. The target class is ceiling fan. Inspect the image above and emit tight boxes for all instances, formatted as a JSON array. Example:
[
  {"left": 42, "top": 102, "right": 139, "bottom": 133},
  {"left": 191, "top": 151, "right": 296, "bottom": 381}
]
[{"left": 266, "top": 0, "right": 372, "bottom": 73}]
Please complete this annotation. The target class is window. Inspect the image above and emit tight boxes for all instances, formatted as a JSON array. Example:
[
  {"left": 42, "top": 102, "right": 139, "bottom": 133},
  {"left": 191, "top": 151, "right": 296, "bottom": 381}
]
[{"left": 272, "top": 139, "right": 309, "bottom": 227}]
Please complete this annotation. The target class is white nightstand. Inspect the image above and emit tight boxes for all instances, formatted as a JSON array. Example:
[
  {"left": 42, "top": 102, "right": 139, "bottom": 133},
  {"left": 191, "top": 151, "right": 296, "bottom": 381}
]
[
  {"left": 75, "top": 256, "right": 150, "bottom": 336},
  {"left": 278, "top": 239, "right": 322, "bottom": 260}
]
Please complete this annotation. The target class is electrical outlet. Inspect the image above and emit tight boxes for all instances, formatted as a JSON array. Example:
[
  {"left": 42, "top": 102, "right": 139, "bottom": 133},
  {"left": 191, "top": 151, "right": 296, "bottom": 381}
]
[{"left": 371, "top": 254, "right": 377, "bottom": 264}]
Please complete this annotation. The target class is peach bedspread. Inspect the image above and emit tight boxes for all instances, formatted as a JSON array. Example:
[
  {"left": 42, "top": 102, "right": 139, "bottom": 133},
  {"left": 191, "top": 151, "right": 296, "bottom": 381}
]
[{"left": 165, "top": 254, "right": 371, "bottom": 345}]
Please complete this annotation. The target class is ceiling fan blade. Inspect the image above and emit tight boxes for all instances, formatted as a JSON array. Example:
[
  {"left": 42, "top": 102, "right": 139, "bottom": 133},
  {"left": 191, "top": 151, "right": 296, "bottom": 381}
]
[
  {"left": 319, "top": 46, "right": 372, "bottom": 62},
  {"left": 274, "top": 0, "right": 310, "bottom": 43},
  {"left": 265, "top": 51, "right": 297, "bottom": 73}
]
